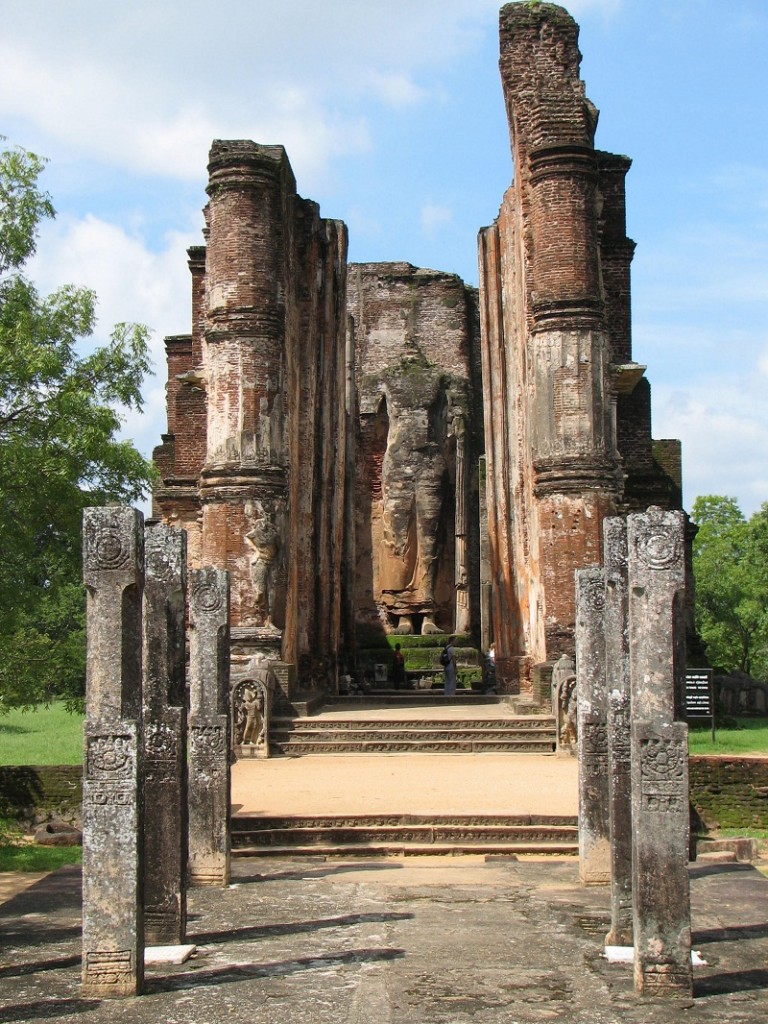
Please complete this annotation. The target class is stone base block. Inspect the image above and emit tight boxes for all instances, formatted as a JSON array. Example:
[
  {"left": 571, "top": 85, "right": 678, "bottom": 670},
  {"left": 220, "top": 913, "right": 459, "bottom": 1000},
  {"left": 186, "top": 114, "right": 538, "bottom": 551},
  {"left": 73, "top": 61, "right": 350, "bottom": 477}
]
[{"left": 144, "top": 944, "right": 197, "bottom": 965}]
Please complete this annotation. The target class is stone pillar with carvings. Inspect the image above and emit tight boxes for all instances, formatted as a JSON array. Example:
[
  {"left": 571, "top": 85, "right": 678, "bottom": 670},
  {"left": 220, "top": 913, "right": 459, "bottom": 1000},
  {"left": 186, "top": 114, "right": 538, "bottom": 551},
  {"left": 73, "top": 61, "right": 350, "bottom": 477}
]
[
  {"left": 187, "top": 567, "right": 231, "bottom": 887},
  {"left": 142, "top": 523, "right": 188, "bottom": 945},
  {"left": 627, "top": 508, "right": 692, "bottom": 1000},
  {"left": 81, "top": 507, "right": 144, "bottom": 998},
  {"left": 603, "top": 516, "right": 633, "bottom": 948},
  {"left": 478, "top": 456, "right": 492, "bottom": 655},
  {"left": 453, "top": 409, "right": 471, "bottom": 635},
  {"left": 575, "top": 566, "right": 610, "bottom": 885}
]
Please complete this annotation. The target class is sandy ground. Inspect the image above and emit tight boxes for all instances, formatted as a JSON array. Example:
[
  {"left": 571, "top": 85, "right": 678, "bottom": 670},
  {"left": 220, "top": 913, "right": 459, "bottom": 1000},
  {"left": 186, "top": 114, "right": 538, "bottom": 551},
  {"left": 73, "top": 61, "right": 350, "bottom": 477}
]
[{"left": 232, "top": 751, "right": 578, "bottom": 817}]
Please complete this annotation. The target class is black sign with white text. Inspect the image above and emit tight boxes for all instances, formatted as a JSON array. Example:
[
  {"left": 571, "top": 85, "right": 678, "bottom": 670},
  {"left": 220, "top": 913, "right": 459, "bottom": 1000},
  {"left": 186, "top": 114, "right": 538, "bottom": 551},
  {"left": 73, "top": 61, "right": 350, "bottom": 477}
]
[{"left": 685, "top": 668, "right": 714, "bottom": 718}]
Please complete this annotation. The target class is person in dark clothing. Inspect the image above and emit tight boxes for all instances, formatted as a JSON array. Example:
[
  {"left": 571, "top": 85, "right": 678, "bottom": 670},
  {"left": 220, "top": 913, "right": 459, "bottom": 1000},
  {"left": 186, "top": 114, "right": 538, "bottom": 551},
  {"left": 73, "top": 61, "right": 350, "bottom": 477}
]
[{"left": 442, "top": 636, "right": 457, "bottom": 696}]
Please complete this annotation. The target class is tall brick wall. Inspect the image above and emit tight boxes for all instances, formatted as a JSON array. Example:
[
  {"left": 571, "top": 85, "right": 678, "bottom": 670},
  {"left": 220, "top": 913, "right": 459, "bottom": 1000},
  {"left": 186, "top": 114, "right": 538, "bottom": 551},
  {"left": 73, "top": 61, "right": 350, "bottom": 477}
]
[
  {"left": 477, "top": 3, "right": 681, "bottom": 693},
  {"left": 151, "top": 4, "right": 685, "bottom": 696},
  {"left": 153, "top": 141, "right": 350, "bottom": 692}
]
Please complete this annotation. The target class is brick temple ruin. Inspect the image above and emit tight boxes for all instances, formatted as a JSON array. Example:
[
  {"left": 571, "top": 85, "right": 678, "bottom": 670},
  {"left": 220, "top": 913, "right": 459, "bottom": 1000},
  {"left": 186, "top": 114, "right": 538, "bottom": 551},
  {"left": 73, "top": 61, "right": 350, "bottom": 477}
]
[{"left": 153, "top": 2, "right": 686, "bottom": 703}]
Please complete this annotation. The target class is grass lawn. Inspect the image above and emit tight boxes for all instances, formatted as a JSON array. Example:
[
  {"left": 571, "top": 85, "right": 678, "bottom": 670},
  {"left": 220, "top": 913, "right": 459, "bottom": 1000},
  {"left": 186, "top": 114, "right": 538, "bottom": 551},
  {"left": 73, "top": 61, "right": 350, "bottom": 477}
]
[
  {"left": 689, "top": 717, "right": 768, "bottom": 756},
  {"left": 0, "top": 841, "right": 82, "bottom": 872},
  {"left": 0, "top": 703, "right": 84, "bottom": 766}
]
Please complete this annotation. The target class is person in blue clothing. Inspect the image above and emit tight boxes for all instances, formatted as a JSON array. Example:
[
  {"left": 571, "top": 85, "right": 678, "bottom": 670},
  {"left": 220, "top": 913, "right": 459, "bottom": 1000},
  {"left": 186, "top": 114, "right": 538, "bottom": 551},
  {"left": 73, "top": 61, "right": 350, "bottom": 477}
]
[{"left": 442, "top": 636, "right": 457, "bottom": 696}]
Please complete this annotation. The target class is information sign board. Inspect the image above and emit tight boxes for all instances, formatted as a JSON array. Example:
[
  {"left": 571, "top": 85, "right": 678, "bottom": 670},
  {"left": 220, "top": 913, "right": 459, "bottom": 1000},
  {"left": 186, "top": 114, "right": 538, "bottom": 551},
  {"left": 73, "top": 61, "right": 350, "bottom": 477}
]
[{"left": 684, "top": 668, "right": 715, "bottom": 742}]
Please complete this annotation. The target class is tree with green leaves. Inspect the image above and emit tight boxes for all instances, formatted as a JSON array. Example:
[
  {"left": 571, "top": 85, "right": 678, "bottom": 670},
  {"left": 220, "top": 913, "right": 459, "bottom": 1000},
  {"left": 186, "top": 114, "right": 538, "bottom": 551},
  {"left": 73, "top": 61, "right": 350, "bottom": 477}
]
[
  {"left": 691, "top": 495, "right": 768, "bottom": 679},
  {"left": 0, "top": 142, "right": 154, "bottom": 710}
]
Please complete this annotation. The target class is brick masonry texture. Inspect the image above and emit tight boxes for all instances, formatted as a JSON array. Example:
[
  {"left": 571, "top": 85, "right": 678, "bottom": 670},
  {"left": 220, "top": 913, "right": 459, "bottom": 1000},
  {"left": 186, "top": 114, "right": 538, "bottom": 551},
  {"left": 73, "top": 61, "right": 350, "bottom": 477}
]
[
  {"left": 152, "top": 4, "right": 682, "bottom": 696},
  {"left": 477, "top": 3, "right": 682, "bottom": 694},
  {"left": 0, "top": 765, "right": 83, "bottom": 826},
  {"left": 689, "top": 756, "right": 768, "bottom": 831}
]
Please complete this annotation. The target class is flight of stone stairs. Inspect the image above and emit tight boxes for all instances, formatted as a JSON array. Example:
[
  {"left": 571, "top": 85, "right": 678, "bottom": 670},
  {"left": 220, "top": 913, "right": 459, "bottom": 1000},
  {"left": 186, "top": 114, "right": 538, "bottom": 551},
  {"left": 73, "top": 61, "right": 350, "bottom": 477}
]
[
  {"left": 268, "top": 710, "right": 557, "bottom": 756},
  {"left": 231, "top": 813, "right": 578, "bottom": 858}
]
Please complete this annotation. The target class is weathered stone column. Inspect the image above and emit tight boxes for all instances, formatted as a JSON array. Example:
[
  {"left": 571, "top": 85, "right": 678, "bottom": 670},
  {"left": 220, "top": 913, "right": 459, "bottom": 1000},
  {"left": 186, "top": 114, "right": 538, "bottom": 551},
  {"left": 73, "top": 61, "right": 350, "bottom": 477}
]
[
  {"left": 142, "top": 523, "right": 187, "bottom": 944},
  {"left": 576, "top": 566, "right": 610, "bottom": 885},
  {"left": 603, "top": 517, "right": 633, "bottom": 947},
  {"left": 81, "top": 507, "right": 144, "bottom": 997},
  {"left": 454, "top": 410, "right": 471, "bottom": 635},
  {"left": 188, "top": 567, "right": 231, "bottom": 886},
  {"left": 478, "top": 456, "right": 492, "bottom": 655},
  {"left": 628, "top": 507, "right": 692, "bottom": 1000}
]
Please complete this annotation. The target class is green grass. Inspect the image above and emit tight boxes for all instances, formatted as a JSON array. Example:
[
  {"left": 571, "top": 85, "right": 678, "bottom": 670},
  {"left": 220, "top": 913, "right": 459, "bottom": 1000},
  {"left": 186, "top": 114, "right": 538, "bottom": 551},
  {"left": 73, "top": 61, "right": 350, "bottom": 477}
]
[
  {"left": 0, "top": 703, "right": 84, "bottom": 766},
  {"left": 0, "top": 842, "right": 81, "bottom": 872},
  {"left": 688, "top": 717, "right": 768, "bottom": 755},
  {"left": 719, "top": 827, "right": 768, "bottom": 840}
]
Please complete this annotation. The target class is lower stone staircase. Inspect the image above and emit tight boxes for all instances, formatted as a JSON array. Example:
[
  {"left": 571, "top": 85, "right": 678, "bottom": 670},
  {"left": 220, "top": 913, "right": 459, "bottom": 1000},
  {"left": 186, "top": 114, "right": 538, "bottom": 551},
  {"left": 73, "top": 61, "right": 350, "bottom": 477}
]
[
  {"left": 269, "top": 710, "right": 557, "bottom": 755},
  {"left": 231, "top": 813, "right": 578, "bottom": 858},
  {"left": 247, "top": 700, "right": 565, "bottom": 856}
]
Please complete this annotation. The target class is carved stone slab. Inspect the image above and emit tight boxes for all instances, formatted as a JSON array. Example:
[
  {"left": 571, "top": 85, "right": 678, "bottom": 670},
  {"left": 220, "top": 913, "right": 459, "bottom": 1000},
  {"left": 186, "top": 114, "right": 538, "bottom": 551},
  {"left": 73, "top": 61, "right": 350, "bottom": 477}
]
[
  {"left": 576, "top": 566, "right": 610, "bottom": 885},
  {"left": 603, "top": 516, "right": 633, "bottom": 947},
  {"left": 81, "top": 507, "right": 144, "bottom": 997},
  {"left": 188, "top": 567, "right": 231, "bottom": 887},
  {"left": 142, "top": 523, "right": 187, "bottom": 944},
  {"left": 232, "top": 654, "right": 276, "bottom": 759}
]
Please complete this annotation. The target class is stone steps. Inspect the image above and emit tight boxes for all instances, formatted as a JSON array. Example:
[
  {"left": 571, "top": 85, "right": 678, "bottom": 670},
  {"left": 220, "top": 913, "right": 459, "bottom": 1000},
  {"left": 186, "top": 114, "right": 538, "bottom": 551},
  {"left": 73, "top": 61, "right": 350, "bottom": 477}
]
[
  {"left": 231, "top": 814, "right": 578, "bottom": 857},
  {"left": 268, "top": 715, "right": 557, "bottom": 755},
  {"left": 329, "top": 692, "right": 500, "bottom": 705}
]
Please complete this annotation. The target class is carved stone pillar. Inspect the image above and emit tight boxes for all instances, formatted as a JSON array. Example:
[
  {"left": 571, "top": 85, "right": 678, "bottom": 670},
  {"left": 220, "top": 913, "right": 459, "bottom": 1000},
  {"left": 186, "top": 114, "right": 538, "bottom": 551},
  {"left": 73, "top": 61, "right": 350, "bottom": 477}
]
[
  {"left": 81, "top": 507, "right": 144, "bottom": 998},
  {"left": 142, "top": 523, "right": 187, "bottom": 945},
  {"left": 627, "top": 508, "right": 692, "bottom": 1001},
  {"left": 603, "top": 516, "right": 633, "bottom": 947},
  {"left": 453, "top": 410, "right": 471, "bottom": 635},
  {"left": 478, "top": 456, "right": 492, "bottom": 655},
  {"left": 575, "top": 567, "right": 610, "bottom": 885},
  {"left": 188, "top": 567, "right": 231, "bottom": 887}
]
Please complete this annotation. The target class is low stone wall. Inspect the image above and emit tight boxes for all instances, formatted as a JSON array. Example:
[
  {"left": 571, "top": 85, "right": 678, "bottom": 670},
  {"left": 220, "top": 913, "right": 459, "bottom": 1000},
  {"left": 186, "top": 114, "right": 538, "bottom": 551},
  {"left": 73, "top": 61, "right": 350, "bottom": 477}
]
[
  {"left": 0, "top": 765, "right": 83, "bottom": 828},
  {"left": 689, "top": 756, "right": 768, "bottom": 831},
  {"left": 1, "top": 756, "right": 767, "bottom": 833}
]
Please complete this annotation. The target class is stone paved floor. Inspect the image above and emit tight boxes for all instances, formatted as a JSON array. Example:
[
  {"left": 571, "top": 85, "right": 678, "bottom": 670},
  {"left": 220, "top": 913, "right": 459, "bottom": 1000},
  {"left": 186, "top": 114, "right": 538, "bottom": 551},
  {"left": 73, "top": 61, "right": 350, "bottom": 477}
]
[{"left": 1, "top": 856, "right": 767, "bottom": 1023}]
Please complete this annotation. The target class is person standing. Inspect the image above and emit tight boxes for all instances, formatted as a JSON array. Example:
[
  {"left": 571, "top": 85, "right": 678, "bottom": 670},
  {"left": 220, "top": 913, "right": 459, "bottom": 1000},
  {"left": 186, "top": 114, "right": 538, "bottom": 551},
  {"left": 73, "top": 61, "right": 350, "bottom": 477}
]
[{"left": 442, "top": 636, "right": 457, "bottom": 696}]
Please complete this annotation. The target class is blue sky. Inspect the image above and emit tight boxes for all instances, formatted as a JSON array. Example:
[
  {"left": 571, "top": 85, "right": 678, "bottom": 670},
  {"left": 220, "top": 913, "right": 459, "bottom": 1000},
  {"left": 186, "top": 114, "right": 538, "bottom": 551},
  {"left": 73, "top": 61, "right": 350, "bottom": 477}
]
[{"left": 1, "top": 0, "right": 766, "bottom": 515}]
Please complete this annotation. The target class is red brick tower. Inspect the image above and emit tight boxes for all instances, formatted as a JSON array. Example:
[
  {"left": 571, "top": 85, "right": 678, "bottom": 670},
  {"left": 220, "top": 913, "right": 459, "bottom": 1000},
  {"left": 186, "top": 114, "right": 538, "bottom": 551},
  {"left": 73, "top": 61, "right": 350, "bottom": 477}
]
[
  {"left": 154, "top": 141, "right": 350, "bottom": 698},
  {"left": 479, "top": 3, "right": 632, "bottom": 692}
]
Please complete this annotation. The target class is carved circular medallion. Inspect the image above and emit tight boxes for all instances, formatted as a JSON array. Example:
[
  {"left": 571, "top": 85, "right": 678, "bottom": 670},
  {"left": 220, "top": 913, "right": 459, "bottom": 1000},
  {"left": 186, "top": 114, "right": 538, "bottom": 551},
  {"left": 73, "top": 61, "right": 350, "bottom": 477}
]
[
  {"left": 637, "top": 528, "right": 680, "bottom": 571},
  {"left": 193, "top": 582, "right": 224, "bottom": 613},
  {"left": 145, "top": 723, "right": 177, "bottom": 759},
  {"left": 92, "top": 526, "right": 130, "bottom": 570},
  {"left": 583, "top": 579, "right": 605, "bottom": 612},
  {"left": 190, "top": 724, "right": 226, "bottom": 756}
]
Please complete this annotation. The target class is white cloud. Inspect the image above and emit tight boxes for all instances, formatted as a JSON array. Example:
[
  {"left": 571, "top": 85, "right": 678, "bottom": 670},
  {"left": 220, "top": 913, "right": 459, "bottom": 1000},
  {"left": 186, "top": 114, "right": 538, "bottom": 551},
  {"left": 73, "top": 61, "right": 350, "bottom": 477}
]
[
  {"left": 420, "top": 202, "right": 454, "bottom": 235},
  {"left": 652, "top": 376, "right": 768, "bottom": 517},
  {"left": 0, "top": 1, "right": 501, "bottom": 187},
  {"left": 0, "top": 0, "right": 626, "bottom": 192},
  {"left": 366, "top": 71, "right": 429, "bottom": 108},
  {"left": 28, "top": 211, "right": 197, "bottom": 461}
]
